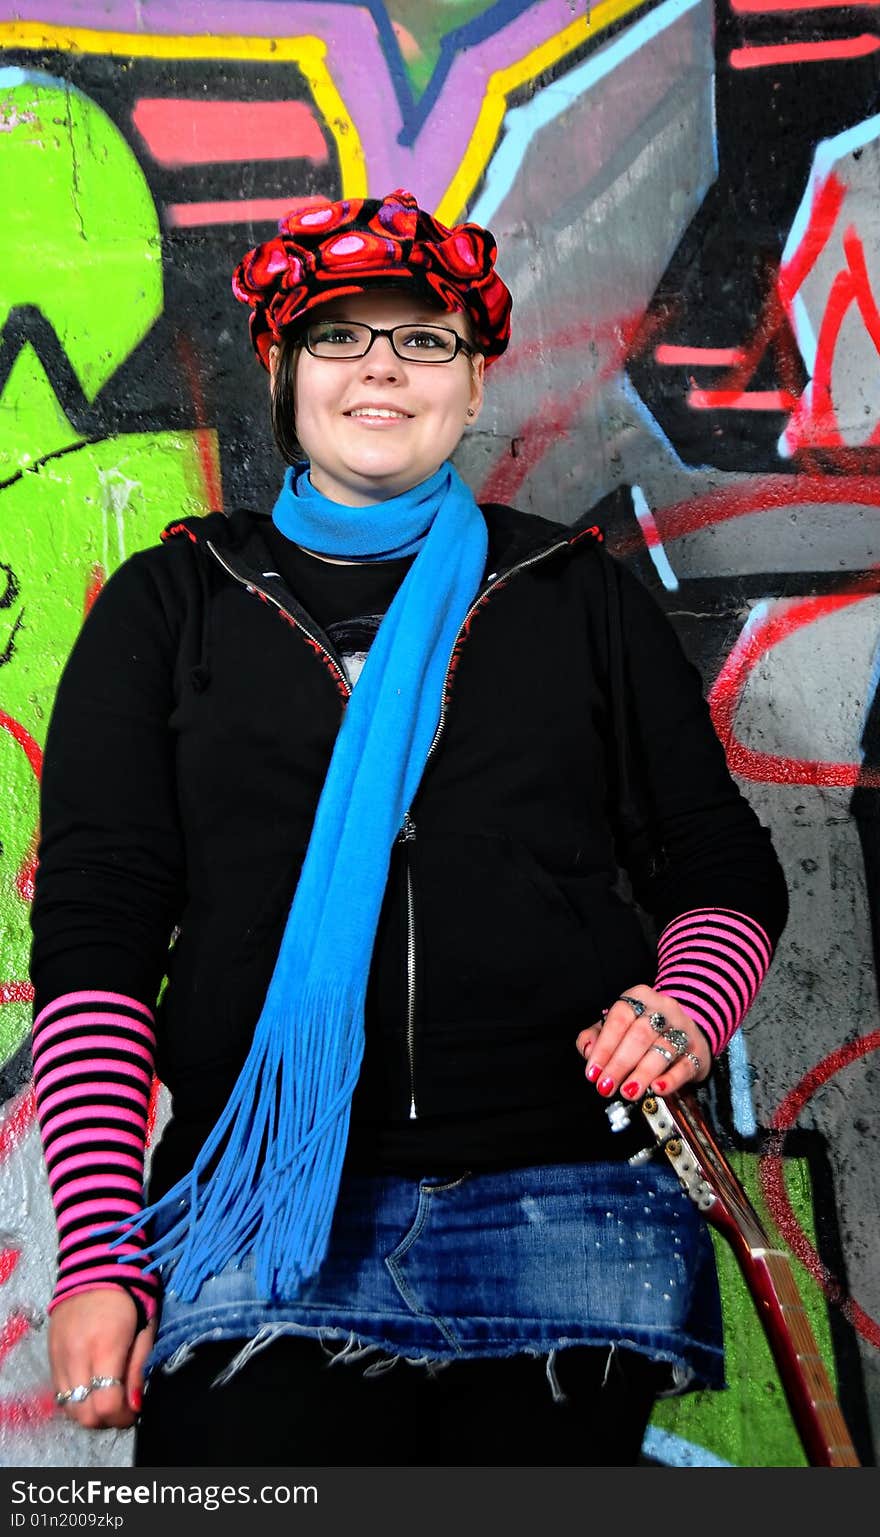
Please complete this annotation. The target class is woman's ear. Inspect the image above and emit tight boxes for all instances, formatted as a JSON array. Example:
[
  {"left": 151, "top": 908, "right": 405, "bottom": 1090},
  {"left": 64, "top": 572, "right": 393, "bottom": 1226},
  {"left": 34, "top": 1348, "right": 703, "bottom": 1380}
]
[
  {"left": 268, "top": 344, "right": 280, "bottom": 391},
  {"left": 467, "top": 352, "right": 486, "bottom": 424}
]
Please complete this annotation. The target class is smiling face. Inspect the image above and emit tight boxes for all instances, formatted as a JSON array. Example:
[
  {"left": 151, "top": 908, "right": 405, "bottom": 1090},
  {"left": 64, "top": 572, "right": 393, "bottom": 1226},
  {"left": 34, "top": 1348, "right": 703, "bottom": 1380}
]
[{"left": 269, "top": 289, "right": 485, "bottom": 505}]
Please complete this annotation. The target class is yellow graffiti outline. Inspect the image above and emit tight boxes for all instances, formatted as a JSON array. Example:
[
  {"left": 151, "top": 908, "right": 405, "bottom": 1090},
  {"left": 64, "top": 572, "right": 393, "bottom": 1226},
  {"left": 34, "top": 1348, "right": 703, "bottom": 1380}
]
[
  {"left": 0, "top": 22, "right": 367, "bottom": 196},
  {"left": 434, "top": 0, "right": 648, "bottom": 224}
]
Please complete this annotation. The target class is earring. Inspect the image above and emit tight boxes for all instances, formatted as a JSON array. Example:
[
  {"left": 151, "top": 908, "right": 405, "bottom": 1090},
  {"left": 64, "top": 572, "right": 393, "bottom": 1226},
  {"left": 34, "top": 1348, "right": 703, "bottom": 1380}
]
[{"left": 466, "top": 408, "right": 475, "bottom": 418}]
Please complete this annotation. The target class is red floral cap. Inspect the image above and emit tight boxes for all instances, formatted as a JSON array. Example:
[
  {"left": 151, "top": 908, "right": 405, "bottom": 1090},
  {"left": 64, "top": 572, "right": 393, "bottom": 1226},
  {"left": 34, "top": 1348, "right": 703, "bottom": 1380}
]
[{"left": 231, "top": 188, "right": 512, "bottom": 368}]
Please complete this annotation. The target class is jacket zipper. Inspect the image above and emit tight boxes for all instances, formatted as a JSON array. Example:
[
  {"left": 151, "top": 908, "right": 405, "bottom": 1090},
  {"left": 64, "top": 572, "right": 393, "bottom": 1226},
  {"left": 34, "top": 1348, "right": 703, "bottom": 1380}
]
[
  {"left": 399, "top": 810, "right": 418, "bottom": 1119},
  {"left": 207, "top": 532, "right": 571, "bottom": 1124},
  {"left": 424, "top": 540, "right": 569, "bottom": 772},
  {"left": 401, "top": 537, "right": 570, "bottom": 1119},
  {"left": 205, "top": 540, "right": 352, "bottom": 699}
]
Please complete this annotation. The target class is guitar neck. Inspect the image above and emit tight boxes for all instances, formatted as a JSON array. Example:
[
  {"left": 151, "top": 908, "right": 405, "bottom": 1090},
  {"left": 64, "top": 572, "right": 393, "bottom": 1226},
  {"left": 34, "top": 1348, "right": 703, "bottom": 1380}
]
[
  {"left": 733, "top": 1245, "right": 859, "bottom": 1467},
  {"left": 643, "top": 1091, "right": 860, "bottom": 1468}
]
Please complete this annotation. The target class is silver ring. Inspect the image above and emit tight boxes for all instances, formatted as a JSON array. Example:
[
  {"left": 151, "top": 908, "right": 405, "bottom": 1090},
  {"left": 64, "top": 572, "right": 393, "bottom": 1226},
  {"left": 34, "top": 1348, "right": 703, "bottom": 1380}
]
[
  {"left": 684, "top": 1051, "right": 702, "bottom": 1075},
  {"left": 649, "top": 1011, "right": 667, "bottom": 1033},
  {"left": 90, "top": 1375, "right": 123, "bottom": 1392},
  {"left": 649, "top": 1043, "right": 675, "bottom": 1063},
  {"left": 618, "top": 994, "right": 645, "bottom": 1018},
  {"left": 55, "top": 1383, "right": 92, "bottom": 1406},
  {"left": 661, "top": 1027, "right": 689, "bottom": 1054}
]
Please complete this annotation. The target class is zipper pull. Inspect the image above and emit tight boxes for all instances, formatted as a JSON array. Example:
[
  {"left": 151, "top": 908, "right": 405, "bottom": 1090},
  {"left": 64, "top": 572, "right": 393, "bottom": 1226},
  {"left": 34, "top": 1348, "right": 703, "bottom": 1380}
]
[
  {"left": 399, "top": 811, "right": 416, "bottom": 842},
  {"left": 408, "top": 1094, "right": 417, "bottom": 1121}
]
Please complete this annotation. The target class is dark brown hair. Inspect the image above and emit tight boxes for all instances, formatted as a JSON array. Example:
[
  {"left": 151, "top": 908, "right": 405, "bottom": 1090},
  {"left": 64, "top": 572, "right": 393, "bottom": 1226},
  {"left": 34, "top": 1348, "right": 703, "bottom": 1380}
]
[{"left": 269, "top": 328, "right": 306, "bottom": 465}]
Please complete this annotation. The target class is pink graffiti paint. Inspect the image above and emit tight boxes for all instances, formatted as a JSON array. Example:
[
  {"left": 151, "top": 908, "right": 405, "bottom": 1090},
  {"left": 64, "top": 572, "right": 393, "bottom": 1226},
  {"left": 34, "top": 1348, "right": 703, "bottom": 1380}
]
[
  {"left": 655, "top": 345, "right": 746, "bottom": 366},
  {"left": 132, "top": 99, "right": 328, "bottom": 168},
  {"left": 730, "top": 36, "right": 880, "bottom": 68},
  {"left": 687, "top": 389, "right": 797, "bottom": 411},
  {"left": 732, "top": 0, "right": 880, "bottom": 9},
  {"left": 760, "top": 1029, "right": 880, "bottom": 1350},
  {"left": 168, "top": 197, "right": 333, "bottom": 229}
]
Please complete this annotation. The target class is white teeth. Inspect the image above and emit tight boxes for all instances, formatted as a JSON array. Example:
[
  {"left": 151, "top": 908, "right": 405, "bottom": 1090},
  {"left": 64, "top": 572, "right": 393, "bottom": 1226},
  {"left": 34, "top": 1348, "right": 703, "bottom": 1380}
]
[{"left": 348, "top": 408, "right": 409, "bottom": 419}]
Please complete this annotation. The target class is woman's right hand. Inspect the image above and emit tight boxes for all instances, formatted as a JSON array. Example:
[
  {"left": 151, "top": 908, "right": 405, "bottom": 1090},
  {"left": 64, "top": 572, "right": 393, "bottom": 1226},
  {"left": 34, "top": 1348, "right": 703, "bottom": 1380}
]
[{"left": 49, "top": 1289, "right": 156, "bottom": 1430}]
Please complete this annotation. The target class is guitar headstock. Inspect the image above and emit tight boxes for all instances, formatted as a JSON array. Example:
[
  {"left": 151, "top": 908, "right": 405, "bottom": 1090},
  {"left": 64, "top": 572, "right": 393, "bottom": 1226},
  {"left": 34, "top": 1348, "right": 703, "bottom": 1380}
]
[
  {"left": 605, "top": 1088, "right": 765, "bottom": 1247},
  {"left": 639, "top": 1094, "right": 716, "bottom": 1213}
]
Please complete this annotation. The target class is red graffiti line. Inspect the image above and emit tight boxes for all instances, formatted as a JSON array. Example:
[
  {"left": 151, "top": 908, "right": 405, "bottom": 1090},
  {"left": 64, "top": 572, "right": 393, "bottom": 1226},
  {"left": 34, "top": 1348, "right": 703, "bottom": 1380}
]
[
  {"left": 479, "top": 311, "right": 661, "bottom": 504},
  {"left": 760, "top": 1030, "right": 880, "bottom": 1350},
  {"left": 730, "top": 36, "right": 880, "bottom": 67},
  {"left": 612, "top": 472, "right": 880, "bottom": 557},
  {"left": 0, "top": 1250, "right": 20, "bottom": 1286},
  {"left": 778, "top": 173, "right": 846, "bottom": 315},
  {"left": 0, "top": 710, "right": 42, "bottom": 900},
  {"left": 0, "top": 1389, "right": 57, "bottom": 1428},
  {"left": 132, "top": 99, "right": 329, "bottom": 169},
  {"left": 0, "top": 709, "right": 42, "bottom": 783},
  {"left": 709, "top": 587, "right": 880, "bottom": 788},
  {"left": 174, "top": 335, "right": 223, "bottom": 512},
  {"left": 694, "top": 275, "right": 804, "bottom": 418},
  {"left": 0, "top": 1087, "right": 36, "bottom": 1165},
  {"left": 0, "top": 1310, "right": 31, "bottom": 1366},
  {"left": 783, "top": 222, "right": 880, "bottom": 452},
  {"left": 0, "top": 982, "right": 33, "bottom": 1007},
  {"left": 84, "top": 563, "right": 106, "bottom": 616}
]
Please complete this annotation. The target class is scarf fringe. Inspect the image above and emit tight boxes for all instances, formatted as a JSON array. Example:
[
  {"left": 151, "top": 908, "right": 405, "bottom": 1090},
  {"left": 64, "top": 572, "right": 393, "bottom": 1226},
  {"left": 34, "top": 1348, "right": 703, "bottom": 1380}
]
[{"left": 113, "top": 983, "right": 364, "bottom": 1301}]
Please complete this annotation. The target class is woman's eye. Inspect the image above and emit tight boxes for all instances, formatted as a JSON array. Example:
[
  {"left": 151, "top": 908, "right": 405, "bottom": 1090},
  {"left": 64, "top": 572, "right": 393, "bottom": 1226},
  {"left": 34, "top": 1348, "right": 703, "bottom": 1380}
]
[
  {"left": 313, "top": 325, "right": 357, "bottom": 345},
  {"left": 400, "top": 329, "right": 446, "bottom": 349}
]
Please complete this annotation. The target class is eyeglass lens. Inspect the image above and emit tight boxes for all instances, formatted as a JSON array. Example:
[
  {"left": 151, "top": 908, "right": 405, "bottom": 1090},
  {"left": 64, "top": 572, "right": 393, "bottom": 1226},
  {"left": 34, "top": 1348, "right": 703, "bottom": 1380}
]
[{"left": 306, "top": 322, "right": 460, "bottom": 362}]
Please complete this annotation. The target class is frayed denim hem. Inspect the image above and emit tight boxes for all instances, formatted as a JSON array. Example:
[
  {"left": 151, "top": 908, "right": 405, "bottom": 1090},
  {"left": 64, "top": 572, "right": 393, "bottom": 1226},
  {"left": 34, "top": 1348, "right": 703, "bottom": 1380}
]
[{"left": 148, "top": 1318, "right": 723, "bottom": 1399}]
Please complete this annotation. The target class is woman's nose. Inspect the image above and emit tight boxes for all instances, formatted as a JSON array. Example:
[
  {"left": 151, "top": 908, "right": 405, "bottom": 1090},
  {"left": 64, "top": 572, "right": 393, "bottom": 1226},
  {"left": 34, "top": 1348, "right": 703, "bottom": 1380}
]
[{"left": 360, "top": 334, "right": 401, "bottom": 380}]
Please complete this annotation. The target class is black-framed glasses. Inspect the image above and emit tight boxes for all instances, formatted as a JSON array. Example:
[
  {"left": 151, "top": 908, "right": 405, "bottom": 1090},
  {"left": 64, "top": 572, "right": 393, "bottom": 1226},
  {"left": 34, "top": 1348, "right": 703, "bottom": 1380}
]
[{"left": 302, "top": 320, "right": 475, "bottom": 364}]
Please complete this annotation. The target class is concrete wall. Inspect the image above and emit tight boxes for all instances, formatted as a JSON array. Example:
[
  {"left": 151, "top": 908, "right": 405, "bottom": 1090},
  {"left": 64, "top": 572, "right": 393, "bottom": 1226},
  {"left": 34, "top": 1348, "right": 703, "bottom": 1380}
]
[{"left": 1, "top": 0, "right": 878, "bottom": 1468}]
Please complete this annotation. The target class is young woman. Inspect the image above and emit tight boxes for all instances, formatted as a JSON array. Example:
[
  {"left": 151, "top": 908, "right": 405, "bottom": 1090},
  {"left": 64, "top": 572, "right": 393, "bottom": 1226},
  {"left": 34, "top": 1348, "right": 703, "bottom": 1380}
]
[{"left": 30, "top": 190, "right": 788, "bottom": 1467}]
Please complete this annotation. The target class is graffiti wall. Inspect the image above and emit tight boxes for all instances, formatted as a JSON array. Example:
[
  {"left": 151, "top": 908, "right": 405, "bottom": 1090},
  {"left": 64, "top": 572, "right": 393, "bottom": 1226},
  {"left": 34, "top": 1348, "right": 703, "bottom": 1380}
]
[{"left": 1, "top": 0, "right": 878, "bottom": 1468}]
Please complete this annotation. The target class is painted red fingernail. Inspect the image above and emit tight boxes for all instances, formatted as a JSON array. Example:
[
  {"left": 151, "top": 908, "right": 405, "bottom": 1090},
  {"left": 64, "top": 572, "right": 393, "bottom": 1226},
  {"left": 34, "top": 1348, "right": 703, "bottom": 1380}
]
[
  {"left": 653, "top": 1080, "right": 667, "bottom": 1093},
  {"left": 586, "top": 1063, "right": 602, "bottom": 1083},
  {"left": 621, "top": 1081, "right": 640, "bottom": 1099},
  {"left": 597, "top": 1076, "right": 614, "bottom": 1096},
  {"left": 131, "top": 1388, "right": 142, "bottom": 1411}
]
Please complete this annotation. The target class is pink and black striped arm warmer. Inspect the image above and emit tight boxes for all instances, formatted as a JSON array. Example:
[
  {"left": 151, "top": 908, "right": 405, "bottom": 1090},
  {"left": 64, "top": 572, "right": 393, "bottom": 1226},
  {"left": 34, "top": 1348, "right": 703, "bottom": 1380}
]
[
  {"left": 32, "top": 991, "right": 160, "bottom": 1329},
  {"left": 653, "top": 907, "right": 773, "bottom": 1058}
]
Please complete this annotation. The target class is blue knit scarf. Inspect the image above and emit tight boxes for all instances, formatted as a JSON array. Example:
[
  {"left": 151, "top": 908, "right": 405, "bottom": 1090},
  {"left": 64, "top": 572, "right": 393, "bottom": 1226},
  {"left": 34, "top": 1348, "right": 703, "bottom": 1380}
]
[{"left": 126, "top": 460, "right": 488, "bottom": 1301}]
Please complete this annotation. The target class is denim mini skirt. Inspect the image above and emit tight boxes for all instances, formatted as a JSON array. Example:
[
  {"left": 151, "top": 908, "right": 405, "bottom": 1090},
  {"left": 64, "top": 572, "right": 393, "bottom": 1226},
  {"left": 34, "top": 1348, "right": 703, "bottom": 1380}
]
[{"left": 145, "top": 1159, "right": 724, "bottom": 1393}]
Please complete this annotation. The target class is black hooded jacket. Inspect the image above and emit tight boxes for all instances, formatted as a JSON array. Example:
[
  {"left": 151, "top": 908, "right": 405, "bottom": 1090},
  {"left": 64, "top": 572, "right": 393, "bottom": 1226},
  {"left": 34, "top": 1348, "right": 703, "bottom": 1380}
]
[{"left": 29, "top": 490, "right": 788, "bottom": 1198}]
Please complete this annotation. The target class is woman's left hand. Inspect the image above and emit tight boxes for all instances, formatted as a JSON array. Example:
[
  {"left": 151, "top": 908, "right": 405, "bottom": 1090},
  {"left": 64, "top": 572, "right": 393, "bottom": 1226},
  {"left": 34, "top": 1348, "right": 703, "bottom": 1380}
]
[{"left": 575, "top": 986, "right": 711, "bottom": 1102}]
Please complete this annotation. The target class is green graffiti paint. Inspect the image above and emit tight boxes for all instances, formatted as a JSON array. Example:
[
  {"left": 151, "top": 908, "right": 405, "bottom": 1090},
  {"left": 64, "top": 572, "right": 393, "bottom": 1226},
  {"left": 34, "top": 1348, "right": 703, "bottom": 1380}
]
[
  {"left": 650, "top": 1151, "right": 834, "bottom": 1467},
  {"left": 0, "top": 428, "right": 219, "bottom": 1055},
  {"left": 0, "top": 74, "right": 218, "bottom": 1071},
  {"left": 0, "top": 74, "right": 163, "bottom": 401}
]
